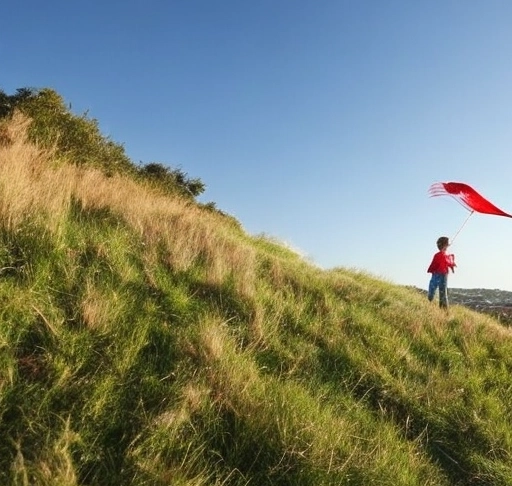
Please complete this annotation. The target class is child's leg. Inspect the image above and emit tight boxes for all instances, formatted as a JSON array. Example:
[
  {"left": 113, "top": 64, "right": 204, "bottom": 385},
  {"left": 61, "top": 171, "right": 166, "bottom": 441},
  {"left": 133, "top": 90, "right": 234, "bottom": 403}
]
[
  {"left": 428, "top": 274, "right": 440, "bottom": 301},
  {"left": 438, "top": 274, "right": 448, "bottom": 308}
]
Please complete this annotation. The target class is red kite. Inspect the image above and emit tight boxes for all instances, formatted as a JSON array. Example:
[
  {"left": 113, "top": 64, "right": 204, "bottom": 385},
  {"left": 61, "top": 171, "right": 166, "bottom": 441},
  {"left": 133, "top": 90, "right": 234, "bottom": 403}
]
[{"left": 429, "top": 182, "right": 512, "bottom": 218}]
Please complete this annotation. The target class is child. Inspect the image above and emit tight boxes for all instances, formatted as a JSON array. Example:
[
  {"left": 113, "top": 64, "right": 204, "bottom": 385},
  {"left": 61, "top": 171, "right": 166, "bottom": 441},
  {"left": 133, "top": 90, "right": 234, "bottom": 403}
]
[{"left": 427, "top": 236, "right": 456, "bottom": 309}]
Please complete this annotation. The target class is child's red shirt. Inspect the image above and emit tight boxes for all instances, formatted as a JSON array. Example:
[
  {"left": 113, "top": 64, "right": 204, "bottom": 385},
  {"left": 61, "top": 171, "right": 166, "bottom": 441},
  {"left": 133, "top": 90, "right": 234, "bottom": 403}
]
[{"left": 427, "top": 251, "right": 455, "bottom": 274}]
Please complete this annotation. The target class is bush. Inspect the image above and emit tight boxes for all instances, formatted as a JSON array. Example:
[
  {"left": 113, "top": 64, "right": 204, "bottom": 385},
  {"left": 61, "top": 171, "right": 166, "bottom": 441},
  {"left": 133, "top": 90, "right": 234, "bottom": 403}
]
[
  {"left": 0, "top": 87, "right": 205, "bottom": 199},
  {"left": 137, "top": 162, "right": 205, "bottom": 198}
]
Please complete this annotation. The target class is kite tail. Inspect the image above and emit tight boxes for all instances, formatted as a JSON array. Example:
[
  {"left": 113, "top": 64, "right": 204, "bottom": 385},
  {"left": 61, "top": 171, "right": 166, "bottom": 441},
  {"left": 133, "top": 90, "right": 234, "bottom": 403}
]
[{"left": 450, "top": 210, "right": 474, "bottom": 245}]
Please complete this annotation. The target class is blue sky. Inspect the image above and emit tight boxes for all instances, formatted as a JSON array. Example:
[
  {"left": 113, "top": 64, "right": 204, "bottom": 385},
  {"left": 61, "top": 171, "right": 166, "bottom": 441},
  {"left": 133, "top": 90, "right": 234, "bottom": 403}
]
[{"left": 3, "top": 1, "right": 512, "bottom": 291}]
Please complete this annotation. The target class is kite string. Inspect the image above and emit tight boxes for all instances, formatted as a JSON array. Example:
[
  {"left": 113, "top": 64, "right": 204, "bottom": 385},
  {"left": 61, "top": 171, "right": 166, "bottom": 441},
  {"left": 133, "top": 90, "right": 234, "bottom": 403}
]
[{"left": 450, "top": 210, "right": 474, "bottom": 245}]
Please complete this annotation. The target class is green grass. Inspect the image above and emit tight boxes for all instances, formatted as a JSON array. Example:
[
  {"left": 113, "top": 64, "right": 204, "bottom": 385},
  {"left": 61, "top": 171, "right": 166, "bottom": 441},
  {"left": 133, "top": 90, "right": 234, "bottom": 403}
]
[{"left": 1, "top": 115, "right": 512, "bottom": 485}]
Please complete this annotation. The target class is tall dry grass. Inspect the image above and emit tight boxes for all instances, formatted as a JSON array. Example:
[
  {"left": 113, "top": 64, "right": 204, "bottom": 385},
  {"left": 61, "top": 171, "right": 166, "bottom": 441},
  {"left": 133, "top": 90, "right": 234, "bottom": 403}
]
[{"left": 0, "top": 112, "right": 256, "bottom": 298}]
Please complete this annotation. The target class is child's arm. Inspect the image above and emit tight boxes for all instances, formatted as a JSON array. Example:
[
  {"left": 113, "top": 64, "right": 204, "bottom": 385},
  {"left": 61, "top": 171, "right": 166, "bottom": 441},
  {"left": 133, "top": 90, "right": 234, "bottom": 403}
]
[{"left": 448, "top": 254, "right": 456, "bottom": 273}]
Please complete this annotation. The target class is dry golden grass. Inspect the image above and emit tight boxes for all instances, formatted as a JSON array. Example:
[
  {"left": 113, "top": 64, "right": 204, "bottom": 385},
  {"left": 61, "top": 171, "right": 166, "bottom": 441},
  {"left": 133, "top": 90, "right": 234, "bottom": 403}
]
[
  {"left": 0, "top": 113, "right": 257, "bottom": 298},
  {"left": 0, "top": 112, "right": 71, "bottom": 231},
  {"left": 80, "top": 283, "right": 121, "bottom": 332}
]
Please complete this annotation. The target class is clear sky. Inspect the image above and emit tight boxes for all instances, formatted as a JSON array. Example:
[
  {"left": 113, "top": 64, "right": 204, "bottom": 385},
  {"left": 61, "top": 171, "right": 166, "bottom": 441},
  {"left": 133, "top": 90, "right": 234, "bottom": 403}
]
[{"left": 3, "top": 1, "right": 512, "bottom": 291}]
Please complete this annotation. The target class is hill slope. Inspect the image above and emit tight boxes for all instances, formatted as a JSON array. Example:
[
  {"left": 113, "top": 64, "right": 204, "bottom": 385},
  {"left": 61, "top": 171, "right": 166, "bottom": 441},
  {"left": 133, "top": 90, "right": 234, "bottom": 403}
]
[{"left": 1, "top": 113, "right": 512, "bottom": 486}]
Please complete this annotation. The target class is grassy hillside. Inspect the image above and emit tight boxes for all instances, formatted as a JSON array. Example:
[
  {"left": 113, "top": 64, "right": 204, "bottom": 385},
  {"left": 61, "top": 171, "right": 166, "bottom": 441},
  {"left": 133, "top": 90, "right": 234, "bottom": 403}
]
[{"left": 1, "top": 113, "right": 512, "bottom": 486}]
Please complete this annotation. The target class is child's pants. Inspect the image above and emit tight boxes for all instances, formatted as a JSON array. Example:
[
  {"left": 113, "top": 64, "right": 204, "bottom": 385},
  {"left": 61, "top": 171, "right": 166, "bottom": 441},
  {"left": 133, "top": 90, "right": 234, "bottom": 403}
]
[{"left": 428, "top": 273, "right": 448, "bottom": 308}]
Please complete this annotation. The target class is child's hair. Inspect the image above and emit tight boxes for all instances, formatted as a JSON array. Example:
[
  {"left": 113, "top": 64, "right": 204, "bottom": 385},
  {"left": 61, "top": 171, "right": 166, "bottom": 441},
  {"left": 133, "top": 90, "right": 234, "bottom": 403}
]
[{"left": 436, "top": 236, "right": 449, "bottom": 250}]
